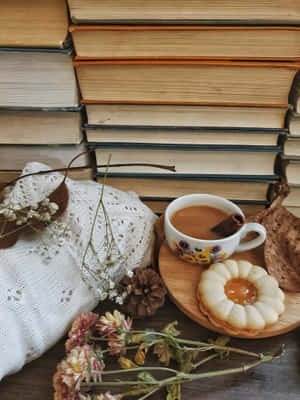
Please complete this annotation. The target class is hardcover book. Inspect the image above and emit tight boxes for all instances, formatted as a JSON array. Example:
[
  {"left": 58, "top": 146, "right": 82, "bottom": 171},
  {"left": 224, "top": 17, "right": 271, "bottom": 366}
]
[
  {"left": 0, "top": 143, "right": 89, "bottom": 171},
  {"left": 287, "top": 111, "right": 300, "bottom": 137},
  {"left": 0, "top": 49, "right": 79, "bottom": 108},
  {"left": 0, "top": 0, "right": 69, "bottom": 48},
  {"left": 75, "top": 60, "right": 299, "bottom": 106},
  {"left": 96, "top": 175, "right": 272, "bottom": 202},
  {"left": 86, "top": 126, "right": 281, "bottom": 147},
  {"left": 0, "top": 109, "right": 82, "bottom": 144},
  {"left": 0, "top": 168, "right": 93, "bottom": 183},
  {"left": 85, "top": 104, "right": 287, "bottom": 130},
  {"left": 71, "top": 26, "right": 300, "bottom": 61},
  {"left": 94, "top": 145, "right": 279, "bottom": 177},
  {"left": 283, "top": 160, "right": 300, "bottom": 186},
  {"left": 67, "top": 0, "right": 300, "bottom": 25}
]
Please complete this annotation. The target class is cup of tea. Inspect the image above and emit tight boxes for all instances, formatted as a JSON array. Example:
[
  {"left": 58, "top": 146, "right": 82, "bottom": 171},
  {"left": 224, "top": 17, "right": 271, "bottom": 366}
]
[{"left": 164, "top": 194, "right": 266, "bottom": 265}]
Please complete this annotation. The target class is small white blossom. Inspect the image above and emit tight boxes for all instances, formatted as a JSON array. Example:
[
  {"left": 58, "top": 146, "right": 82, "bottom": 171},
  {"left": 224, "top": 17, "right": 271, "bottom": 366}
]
[
  {"left": 109, "top": 280, "right": 115, "bottom": 289},
  {"left": 27, "top": 210, "right": 40, "bottom": 219},
  {"left": 115, "top": 296, "right": 123, "bottom": 305},
  {"left": 41, "top": 198, "right": 50, "bottom": 206},
  {"left": 126, "top": 270, "right": 134, "bottom": 278},
  {"left": 108, "top": 290, "right": 117, "bottom": 299},
  {"left": 39, "top": 212, "right": 51, "bottom": 222},
  {"left": 49, "top": 202, "right": 59, "bottom": 215},
  {"left": 99, "top": 292, "right": 108, "bottom": 301},
  {"left": 31, "top": 202, "right": 39, "bottom": 210},
  {"left": 7, "top": 213, "right": 17, "bottom": 221},
  {"left": 3, "top": 209, "right": 16, "bottom": 221},
  {"left": 100, "top": 271, "right": 108, "bottom": 279}
]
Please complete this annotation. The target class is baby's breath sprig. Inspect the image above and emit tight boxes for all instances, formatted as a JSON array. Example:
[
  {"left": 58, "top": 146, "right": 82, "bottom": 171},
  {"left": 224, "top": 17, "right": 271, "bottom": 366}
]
[{"left": 80, "top": 154, "right": 176, "bottom": 305}]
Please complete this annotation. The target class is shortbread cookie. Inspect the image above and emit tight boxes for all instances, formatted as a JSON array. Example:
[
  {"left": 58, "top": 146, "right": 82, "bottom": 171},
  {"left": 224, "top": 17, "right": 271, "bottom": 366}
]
[{"left": 197, "top": 259, "right": 285, "bottom": 335}]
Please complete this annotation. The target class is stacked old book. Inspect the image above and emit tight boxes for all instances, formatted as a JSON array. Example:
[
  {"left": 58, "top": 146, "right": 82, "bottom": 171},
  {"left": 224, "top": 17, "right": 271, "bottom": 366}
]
[
  {"left": 0, "top": 0, "right": 91, "bottom": 183},
  {"left": 68, "top": 0, "right": 300, "bottom": 214},
  {"left": 280, "top": 73, "right": 300, "bottom": 216}
]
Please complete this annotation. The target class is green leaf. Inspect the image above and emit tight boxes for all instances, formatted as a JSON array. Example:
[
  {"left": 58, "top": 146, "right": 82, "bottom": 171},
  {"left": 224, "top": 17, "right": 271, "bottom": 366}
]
[
  {"left": 138, "top": 372, "right": 157, "bottom": 384},
  {"left": 167, "top": 383, "right": 181, "bottom": 400},
  {"left": 130, "top": 333, "right": 145, "bottom": 344},
  {"left": 143, "top": 330, "right": 158, "bottom": 344},
  {"left": 153, "top": 342, "right": 172, "bottom": 365},
  {"left": 208, "top": 335, "right": 231, "bottom": 359},
  {"left": 179, "top": 351, "right": 194, "bottom": 373},
  {"left": 162, "top": 321, "right": 181, "bottom": 337},
  {"left": 214, "top": 335, "right": 230, "bottom": 347},
  {"left": 172, "top": 348, "right": 184, "bottom": 365},
  {"left": 93, "top": 348, "right": 104, "bottom": 362}
]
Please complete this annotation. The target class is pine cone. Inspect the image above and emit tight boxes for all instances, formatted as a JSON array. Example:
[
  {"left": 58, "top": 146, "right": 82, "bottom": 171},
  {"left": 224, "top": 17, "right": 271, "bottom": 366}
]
[{"left": 119, "top": 267, "right": 167, "bottom": 319}]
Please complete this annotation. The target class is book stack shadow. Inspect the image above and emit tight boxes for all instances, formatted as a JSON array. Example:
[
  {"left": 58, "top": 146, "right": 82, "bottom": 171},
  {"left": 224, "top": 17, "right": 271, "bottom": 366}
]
[
  {"left": 0, "top": 0, "right": 91, "bottom": 184},
  {"left": 68, "top": 0, "right": 300, "bottom": 215}
]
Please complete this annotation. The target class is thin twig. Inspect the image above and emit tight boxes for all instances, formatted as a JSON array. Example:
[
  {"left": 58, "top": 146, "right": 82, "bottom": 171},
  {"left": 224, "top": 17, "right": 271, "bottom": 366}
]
[{"left": 3, "top": 160, "right": 175, "bottom": 188}]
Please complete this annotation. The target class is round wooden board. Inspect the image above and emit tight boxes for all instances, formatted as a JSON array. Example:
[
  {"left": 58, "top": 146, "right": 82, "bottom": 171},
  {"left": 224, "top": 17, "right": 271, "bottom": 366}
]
[{"left": 159, "top": 241, "right": 300, "bottom": 338}]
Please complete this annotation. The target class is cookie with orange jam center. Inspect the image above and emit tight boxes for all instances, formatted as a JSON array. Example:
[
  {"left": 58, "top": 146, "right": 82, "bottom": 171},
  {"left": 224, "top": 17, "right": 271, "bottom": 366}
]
[{"left": 197, "top": 259, "right": 285, "bottom": 334}]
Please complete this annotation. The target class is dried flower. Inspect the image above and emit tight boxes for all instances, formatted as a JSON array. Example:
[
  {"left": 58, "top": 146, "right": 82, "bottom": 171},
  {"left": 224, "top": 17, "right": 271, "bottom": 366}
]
[
  {"left": 54, "top": 362, "right": 91, "bottom": 400},
  {"left": 134, "top": 343, "right": 150, "bottom": 365},
  {"left": 97, "top": 310, "right": 132, "bottom": 337},
  {"left": 153, "top": 342, "right": 172, "bottom": 365},
  {"left": 66, "top": 312, "right": 99, "bottom": 352},
  {"left": 60, "top": 345, "right": 104, "bottom": 392},
  {"left": 118, "top": 357, "right": 137, "bottom": 369},
  {"left": 54, "top": 309, "right": 283, "bottom": 400},
  {"left": 96, "top": 311, "right": 132, "bottom": 355}
]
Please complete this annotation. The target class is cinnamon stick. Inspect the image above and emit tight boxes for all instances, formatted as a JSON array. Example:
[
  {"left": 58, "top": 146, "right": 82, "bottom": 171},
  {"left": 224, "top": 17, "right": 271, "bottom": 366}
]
[{"left": 211, "top": 213, "right": 244, "bottom": 238}]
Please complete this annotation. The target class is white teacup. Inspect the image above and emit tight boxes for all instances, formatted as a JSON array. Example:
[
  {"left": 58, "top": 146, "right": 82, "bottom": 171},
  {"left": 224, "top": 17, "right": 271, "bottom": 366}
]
[{"left": 164, "top": 194, "right": 266, "bottom": 265}]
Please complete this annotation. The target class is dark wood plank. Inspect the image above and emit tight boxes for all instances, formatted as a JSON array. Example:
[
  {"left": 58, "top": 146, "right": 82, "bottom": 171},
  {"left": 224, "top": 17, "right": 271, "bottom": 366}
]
[{"left": 0, "top": 297, "right": 299, "bottom": 400}]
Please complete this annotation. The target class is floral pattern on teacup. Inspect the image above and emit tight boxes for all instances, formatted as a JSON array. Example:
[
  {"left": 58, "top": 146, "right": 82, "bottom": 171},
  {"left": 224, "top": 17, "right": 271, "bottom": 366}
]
[{"left": 172, "top": 240, "right": 227, "bottom": 265}]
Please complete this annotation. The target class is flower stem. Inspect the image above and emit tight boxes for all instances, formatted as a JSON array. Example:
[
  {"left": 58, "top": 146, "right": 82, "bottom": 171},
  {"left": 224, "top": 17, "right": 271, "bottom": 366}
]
[
  {"left": 183, "top": 356, "right": 270, "bottom": 381},
  {"left": 130, "top": 331, "right": 260, "bottom": 359},
  {"left": 101, "top": 366, "right": 178, "bottom": 375},
  {"left": 137, "top": 387, "right": 160, "bottom": 400},
  {"left": 81, "top": 155, "right": 111, "bottom": 267},
  {"left": 0, "top": 222, "right": 30, "bottom": 239},
  {"left": 192, "top": 353, "right": 219, "bottom": 369},
  {"left": 81, "top": 380, "right": 152, "bottom": 387},
  {"left": 80, "top": 351, "right": 278, "bottom": 390}
]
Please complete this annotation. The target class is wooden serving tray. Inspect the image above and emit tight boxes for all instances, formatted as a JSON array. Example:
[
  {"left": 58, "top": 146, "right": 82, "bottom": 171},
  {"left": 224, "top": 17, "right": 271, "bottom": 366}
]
[{"left": 159, "top": 241, "right": 300, "bottom": 338}]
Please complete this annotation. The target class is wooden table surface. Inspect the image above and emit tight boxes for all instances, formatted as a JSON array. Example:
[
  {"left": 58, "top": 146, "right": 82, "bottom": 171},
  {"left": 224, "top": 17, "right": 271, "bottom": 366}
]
[{"left": 0, "top": 296, "right": 299, "bottom": 400}]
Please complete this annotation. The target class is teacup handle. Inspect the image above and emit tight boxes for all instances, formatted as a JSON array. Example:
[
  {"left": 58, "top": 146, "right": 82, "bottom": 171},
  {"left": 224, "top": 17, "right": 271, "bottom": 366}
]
[{"left": 235, "top": 223, "right": 266, "bottom": 253}]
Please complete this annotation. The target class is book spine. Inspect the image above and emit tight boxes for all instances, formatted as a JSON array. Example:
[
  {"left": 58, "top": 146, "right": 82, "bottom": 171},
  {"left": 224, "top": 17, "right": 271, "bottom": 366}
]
[
  {"left": 95, "top": 172, "right": 279, "bottom": 181},
  {"left": 89, "top": 142, "right": 282, "bottom": 152},
  {"left": 0, "top": 106, "right": 82, "bottom": 112},
  {"left": 84, "top": 124, "right": 286, "bottom": 134}
]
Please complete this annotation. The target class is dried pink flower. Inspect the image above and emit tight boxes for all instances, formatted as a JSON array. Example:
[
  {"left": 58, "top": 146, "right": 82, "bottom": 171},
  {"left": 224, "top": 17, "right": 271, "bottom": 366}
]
[
  {"left": 53, "top": 363, "right": 89, "bottom": 400},
  {"left": 66, "top": 312, "right": 99, "bottom": 352},
  {"left": 96, "top": 311, "right": 132, "bottom": 356},
  {"left": 60, "top": 344, "right": 105, "bottom": 392},
  {"left": 96, "top": 311, "right": 132, "bottom": 336}
]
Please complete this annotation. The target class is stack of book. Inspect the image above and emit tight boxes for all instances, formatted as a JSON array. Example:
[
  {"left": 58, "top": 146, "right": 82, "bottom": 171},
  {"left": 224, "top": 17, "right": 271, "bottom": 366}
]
[
  {"left": 68, "top": 0, "right": 300, "bottom": 215},
  {"left": 0, "top": 0, "right": 91, "bottom": 183},
  {"left": 281, "top": 74, "right": 300, "bottom": 216}
]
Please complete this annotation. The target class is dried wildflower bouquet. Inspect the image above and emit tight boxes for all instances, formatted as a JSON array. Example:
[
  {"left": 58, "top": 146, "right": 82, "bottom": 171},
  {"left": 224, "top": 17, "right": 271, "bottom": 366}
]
[
  {"left": 54, "top": 310, "right": 283, "bottom": 400},
  {"left": 0, "top": 162, "right": 156, "bottom": 380}
]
